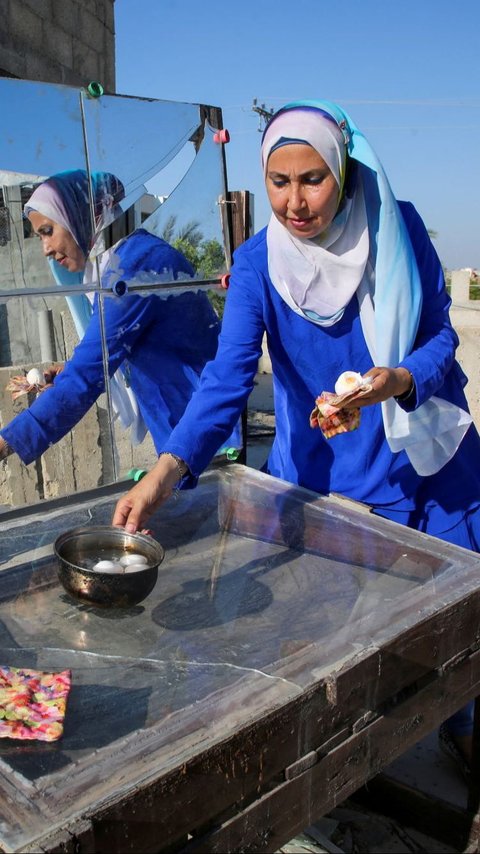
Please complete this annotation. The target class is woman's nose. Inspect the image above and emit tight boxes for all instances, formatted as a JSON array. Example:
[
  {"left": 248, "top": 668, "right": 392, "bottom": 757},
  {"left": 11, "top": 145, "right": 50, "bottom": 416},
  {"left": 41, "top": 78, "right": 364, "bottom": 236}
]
[
  {"left": 287, "top": 183, "right": 306, "bottom": 213},
  {"left": 42, "top": 237, "right": 54, "bottom": 257}
]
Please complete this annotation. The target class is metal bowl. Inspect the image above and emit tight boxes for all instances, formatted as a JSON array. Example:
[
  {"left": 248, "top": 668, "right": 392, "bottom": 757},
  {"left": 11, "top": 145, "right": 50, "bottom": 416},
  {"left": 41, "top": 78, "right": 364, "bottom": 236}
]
[{"left": 54, "top": 525, "right": 165, "bottom": 608}]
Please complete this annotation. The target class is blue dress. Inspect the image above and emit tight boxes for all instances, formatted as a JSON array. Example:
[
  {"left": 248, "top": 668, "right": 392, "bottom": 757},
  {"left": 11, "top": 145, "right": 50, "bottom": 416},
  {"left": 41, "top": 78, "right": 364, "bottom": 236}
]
[
  {"left": 1, "top": 229, "right": 224, "bottom": 464},
  {"left": 163, "top": 202, "right": 479, "bottom": 736},
  {"left": 164, "top": 203, "right": 480, "bottom": 549}
]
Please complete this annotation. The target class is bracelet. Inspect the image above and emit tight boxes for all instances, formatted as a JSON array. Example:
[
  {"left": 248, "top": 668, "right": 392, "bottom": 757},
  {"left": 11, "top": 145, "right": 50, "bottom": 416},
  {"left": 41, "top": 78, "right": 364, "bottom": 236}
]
[
  {"left": 158, "top": 452, "right": 189, "bottom": 490},
  {"left": 394, "top": 371, "right": 415, "bottom": 403}
]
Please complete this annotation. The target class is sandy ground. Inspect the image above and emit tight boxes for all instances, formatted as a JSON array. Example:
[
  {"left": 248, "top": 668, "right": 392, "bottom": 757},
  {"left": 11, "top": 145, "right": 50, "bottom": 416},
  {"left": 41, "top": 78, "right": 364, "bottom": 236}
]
[{"left": 246, "top": 372, "right": 469, "bottom": 854}]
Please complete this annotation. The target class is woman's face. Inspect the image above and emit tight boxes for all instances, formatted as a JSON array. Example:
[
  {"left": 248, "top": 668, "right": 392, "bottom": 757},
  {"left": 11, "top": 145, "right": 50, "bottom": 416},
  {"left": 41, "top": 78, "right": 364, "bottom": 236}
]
[
  {"left": 28, "top": 211, "right": 86, "bottom": 272},
  {"left": 266, "top": 144, "right": 340, "bottom": 240}
]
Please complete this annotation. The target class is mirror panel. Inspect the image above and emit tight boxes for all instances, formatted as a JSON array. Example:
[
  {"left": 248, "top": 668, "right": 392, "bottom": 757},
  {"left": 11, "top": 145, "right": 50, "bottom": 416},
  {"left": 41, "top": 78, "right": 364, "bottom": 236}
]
[
  {"left": 0, "top": 78, "right": 88, "bottom": 294},
  {"left": 141, "top": 119, "right": 230, "bottom": 277},
  {"left": 0, "top": 79, "right": 234, "bottom": 512},
  {"left": 81, "top": 91, "right": 203, "bottom": 217},
  {"left": 0, "top": 291, "right": 117, "bottom": 509},
  {"left": 0, "top": 79, "right": 86, "bottom": 178},
  {"left": 100, "top": 280, "right": 242, "bottom": 477},
  {"left": 84, "top": 104, "right": 236, "bottom": 476}
]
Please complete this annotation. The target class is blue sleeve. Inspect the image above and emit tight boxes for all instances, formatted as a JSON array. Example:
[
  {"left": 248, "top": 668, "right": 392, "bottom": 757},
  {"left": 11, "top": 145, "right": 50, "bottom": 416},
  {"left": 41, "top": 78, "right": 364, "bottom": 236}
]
[
  {"left": 103, "top": 230, "right": 195, "bottom": 288},
  {"left": 395, "top": 202, "right": 459, "bottom": 411},
  {"left": 163, "top": 246, "right": 266, "bottom": 476},
  {"left": 0, "top": 231, "right": 190, "bottom": 466},
  {"left": 1, "top": 292, "right": 156, "bottom": 465}
]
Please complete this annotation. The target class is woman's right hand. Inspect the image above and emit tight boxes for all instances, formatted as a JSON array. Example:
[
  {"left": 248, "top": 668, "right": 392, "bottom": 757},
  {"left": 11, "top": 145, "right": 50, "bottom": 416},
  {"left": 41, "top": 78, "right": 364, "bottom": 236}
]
[
  {"left": 112, "top": 454, "right": 183, "bottom": 533},
  {"left": 40, "top": 363, "right": 65, "bottom": 390}
]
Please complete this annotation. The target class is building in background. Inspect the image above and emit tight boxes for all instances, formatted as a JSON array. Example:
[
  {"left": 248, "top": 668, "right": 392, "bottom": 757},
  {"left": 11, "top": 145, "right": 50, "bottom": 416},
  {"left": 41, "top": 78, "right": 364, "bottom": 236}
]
[{"left": 0, "top": 0, "right": 115, "bottom": 91}]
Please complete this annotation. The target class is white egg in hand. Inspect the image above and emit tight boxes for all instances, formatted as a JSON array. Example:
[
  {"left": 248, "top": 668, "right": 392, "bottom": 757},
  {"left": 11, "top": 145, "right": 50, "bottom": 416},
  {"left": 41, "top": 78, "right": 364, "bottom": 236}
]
[
  {"left": 93, "top": 560, "right": 123, "bottom": 574},
  {"left": 26, "top": 367, "right": 44, "bottom": 386},
  {"left": 334, "top": 371, "right": 364, "bottom": 396},
  {"left": 119, "top": 553, "right": 148, "bottom": 567}
]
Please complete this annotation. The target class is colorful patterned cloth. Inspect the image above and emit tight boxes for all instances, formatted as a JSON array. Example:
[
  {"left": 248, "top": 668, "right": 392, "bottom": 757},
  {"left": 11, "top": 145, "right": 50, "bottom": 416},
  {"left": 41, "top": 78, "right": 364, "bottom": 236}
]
[
  {"left": 0, "top": 666, "right": 72, "bottom": 742},
  {"left": 310, "top": 390, "right": 361, "bottom": 438}
]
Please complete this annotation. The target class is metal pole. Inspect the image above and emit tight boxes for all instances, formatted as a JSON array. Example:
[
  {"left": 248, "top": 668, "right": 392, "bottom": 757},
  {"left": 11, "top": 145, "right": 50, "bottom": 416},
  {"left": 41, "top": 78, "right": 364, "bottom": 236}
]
[{"left": 37, "top": 309, "right": 55, "bottom": 362}]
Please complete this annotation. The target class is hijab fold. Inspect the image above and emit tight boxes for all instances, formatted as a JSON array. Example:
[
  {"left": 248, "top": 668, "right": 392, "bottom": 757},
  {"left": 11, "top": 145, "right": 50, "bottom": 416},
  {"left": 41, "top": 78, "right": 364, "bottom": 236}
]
[{"left": 262, "top": 101, "right": 471, "bottom": 476}]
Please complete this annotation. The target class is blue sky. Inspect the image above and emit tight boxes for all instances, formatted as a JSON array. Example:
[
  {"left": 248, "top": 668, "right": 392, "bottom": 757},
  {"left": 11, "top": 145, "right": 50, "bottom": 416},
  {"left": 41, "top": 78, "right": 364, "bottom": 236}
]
[{"left": 115, "top": 0, "right": 479, "bottom": 270}]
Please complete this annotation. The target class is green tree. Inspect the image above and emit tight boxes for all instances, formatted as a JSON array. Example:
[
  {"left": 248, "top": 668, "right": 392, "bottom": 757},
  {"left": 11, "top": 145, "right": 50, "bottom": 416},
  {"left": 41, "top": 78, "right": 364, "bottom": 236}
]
[
  {"left": 171, "top": 237, "right": 200, "bottom": 270},
  {"left": 197, "top": 239, "right": 226, "bottom": 278},
  {"left": 162, "top": 216, "right": 228, "bottom": 315}
]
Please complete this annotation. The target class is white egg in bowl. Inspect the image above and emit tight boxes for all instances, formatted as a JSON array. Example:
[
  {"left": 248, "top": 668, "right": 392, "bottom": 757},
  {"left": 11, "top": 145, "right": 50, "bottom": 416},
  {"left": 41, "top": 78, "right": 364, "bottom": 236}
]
[{"left": 54, "top": 526, "right": 164, "bottom": 608}]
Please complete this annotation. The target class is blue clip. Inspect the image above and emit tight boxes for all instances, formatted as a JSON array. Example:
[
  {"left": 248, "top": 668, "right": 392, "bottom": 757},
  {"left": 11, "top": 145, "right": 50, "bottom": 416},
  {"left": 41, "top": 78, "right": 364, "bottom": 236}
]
[{"left": 112, "top": 280, "right": 127, "bottom": 297}]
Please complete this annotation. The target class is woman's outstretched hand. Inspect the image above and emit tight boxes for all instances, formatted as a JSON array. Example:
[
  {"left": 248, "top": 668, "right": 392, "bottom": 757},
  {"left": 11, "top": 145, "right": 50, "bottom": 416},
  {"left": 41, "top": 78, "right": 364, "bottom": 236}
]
[{"left": 112, "top": 455, "right": 183, "bottom": 533}]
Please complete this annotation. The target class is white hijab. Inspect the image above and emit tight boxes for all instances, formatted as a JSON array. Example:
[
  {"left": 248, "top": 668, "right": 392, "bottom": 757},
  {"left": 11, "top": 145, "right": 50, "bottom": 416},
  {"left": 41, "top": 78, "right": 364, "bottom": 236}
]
[
  {"left": 262, "top": 110, "right": 369, "bottom": 326},
  {"left": 25, "top": 179, "right": 147, "bottom": 446},
  {"left": 261, "top": 105, "right": 472, "bottom": 476}
]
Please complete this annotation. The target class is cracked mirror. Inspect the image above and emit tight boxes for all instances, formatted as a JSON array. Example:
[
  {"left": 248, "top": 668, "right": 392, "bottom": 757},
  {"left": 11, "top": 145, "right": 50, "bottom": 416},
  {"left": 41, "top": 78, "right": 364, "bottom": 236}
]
[
  {"left": 94, "top": 115, "right": 240, "bottom": 475},
  {"left": 0, "top": 78, "right": 233, "bottom": 512}
]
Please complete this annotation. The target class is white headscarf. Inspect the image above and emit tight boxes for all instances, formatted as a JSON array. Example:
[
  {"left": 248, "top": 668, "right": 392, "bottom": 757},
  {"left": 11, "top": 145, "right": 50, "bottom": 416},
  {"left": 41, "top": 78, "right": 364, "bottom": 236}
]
[
  {"left": 261, "top": 102, "right": 472, "bottom": 476},
  {"left": 262, "top": 109, "right": 369, "bottom": 326},
  {"left": 26, "top": 174, "right": 147, "bottom": 446}
]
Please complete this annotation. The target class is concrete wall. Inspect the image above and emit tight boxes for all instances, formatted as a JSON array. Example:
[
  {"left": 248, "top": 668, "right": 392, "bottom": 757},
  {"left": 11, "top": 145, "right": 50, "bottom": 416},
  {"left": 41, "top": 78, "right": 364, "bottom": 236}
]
[{"left": 0, "top": 0, "right": 115, "bottom": 91}]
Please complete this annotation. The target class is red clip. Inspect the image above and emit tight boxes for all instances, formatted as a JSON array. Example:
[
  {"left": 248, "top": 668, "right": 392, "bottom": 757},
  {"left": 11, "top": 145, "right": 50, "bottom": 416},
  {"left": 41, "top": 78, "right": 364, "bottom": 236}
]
[
  {"left": 213, "top": 129, "right": 230, "bottom": 144},
  {"left": 220, "top": 273, "right": 230, "bottom": 289}
]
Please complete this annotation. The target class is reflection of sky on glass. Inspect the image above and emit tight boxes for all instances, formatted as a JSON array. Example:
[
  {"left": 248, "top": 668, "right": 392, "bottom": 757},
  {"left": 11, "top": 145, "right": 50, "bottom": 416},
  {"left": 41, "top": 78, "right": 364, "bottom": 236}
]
[
  {"left": 0, "top": 80, "right": 227, "bottom": 296},
  {"left": 144, "top": 142, "right": 196, "bottom": 201},
  {"left": 82, "top": 93, "right": 201, "bottom": 203},
  {"left": 144, "top": 125, "right": 226, "bottom": 245},
  {"left": 0, "top": 79, "right": 86, "bottom": 177}
]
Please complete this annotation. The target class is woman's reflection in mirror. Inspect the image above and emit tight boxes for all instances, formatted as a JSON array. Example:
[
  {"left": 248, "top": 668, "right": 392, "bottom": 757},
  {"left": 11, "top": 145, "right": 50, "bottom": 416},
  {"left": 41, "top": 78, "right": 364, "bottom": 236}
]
[{"left": 0, "top": 170, "right": 239, "bottom": 467}]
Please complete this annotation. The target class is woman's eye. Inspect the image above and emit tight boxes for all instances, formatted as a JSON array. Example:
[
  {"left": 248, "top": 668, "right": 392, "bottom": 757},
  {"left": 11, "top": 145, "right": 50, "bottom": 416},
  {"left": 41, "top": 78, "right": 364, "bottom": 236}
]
[
  {"left": 271, "top": 178, "right": 288, "bottom": 188},
  {"left": 304, "top": 176, "right": 323, "bottom": 186}
]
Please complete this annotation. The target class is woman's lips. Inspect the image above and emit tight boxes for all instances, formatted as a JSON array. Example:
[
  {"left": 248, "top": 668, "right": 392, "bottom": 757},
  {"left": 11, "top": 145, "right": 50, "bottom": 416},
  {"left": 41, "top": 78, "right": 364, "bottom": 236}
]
[{"left": 288, "top": 217, "right": 313, "bottom": 229}]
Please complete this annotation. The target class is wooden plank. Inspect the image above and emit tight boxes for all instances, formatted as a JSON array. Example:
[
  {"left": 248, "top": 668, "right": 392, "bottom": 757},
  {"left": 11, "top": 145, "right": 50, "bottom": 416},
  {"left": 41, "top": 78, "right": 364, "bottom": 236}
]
[
  {"left": 175, "top": 649, "right": 480, "bottom": 853},
  {"left": 325, "top": 588, "right": 480, "bottom": 713},
  {"left": 21, "top": 819, "right": 96, "bottom": 854}
]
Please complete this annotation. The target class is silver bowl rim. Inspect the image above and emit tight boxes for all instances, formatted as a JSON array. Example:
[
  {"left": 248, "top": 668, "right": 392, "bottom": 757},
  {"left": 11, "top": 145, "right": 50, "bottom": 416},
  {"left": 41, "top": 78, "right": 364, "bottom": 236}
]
[{"left": 53, "top": 524, "right": 165, "bottom": 575}]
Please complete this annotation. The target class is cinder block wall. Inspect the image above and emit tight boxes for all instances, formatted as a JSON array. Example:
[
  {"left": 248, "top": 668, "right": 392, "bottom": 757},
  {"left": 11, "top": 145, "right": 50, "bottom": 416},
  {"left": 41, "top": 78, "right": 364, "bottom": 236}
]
[
  {"left": 450, "top": 305, "right": 480, "bottom": 428},
  {"left": 0, "top": 0, "right": 115, "bottom": 91}
]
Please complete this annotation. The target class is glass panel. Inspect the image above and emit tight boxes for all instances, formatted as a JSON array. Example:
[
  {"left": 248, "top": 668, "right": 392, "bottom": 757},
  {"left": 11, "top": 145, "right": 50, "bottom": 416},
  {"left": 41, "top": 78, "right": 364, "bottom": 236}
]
[
  {"left": 0, "top": 79, "right": 234, "bottom": 511},
  {"left": 0, "top": 291, "right": 116, "bottom": 509},
  {"left": 81, "top": 90, "right": 204, "bottom": 218},
  {"left": 98, "top": 279, "right": 242, "bottom": 479},
  {"left": 0, "top": 466, "right": 477, "bottom": 851},
  {"left": 85, "top": 110, "right": 238, "bottom": 474},
  {"left": 141, "top": 117, "right": 230, "bottom": 275},
  {"left": 0, "top": 78, "right": 88, "bottom": 293}
]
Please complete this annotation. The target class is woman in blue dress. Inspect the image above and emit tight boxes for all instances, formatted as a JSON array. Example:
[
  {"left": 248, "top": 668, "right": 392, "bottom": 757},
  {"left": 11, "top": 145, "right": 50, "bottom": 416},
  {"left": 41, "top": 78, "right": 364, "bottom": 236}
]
[
  {"left": 0, "top": 169, "right": 228, "bottom": 464},
  {"left": 113, "top": 101, "right": 480, "bottom": 764}
]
